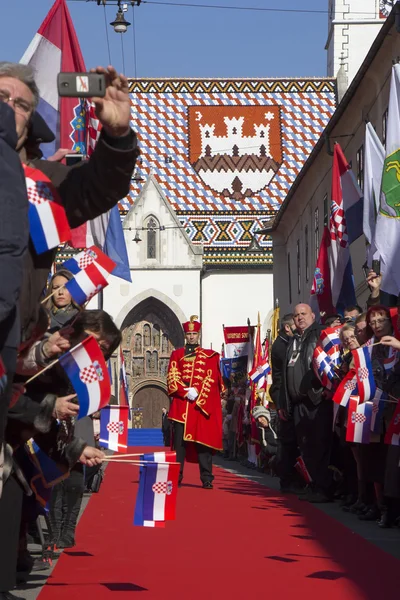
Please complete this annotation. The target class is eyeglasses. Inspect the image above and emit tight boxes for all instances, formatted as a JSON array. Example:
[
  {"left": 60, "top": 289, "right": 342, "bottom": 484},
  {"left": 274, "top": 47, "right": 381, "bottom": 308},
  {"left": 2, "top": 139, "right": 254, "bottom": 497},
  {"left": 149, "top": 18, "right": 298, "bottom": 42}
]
[
  {"left": 344, "top": 335, "right": 357, "bottom": 342},
  {"left": 369, "top": 318, "right": 389, "bottom": 327},
  {"left": 0, "top": 89, "right": 33, "bottom": 115}
]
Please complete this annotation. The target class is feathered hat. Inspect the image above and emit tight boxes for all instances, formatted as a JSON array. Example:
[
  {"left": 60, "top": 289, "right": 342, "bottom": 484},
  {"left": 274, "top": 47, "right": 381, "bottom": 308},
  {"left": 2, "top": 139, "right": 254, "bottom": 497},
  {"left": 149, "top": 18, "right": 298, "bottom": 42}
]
[{"left": 182, "top": 315, "right": 201, "bottom": 333}]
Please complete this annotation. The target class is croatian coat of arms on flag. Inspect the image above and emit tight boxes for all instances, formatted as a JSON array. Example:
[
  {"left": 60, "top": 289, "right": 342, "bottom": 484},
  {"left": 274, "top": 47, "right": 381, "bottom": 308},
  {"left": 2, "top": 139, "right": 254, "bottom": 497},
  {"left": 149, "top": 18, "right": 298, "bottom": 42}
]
[
  {"left": 152, "top": 481, "right": 173, "bottom": 496},
  {"left": 188, "top": 105, "right": 282, "bottom": 201},
  {"left": 79, "top": 361, "right": 104, "bottom": 384}
]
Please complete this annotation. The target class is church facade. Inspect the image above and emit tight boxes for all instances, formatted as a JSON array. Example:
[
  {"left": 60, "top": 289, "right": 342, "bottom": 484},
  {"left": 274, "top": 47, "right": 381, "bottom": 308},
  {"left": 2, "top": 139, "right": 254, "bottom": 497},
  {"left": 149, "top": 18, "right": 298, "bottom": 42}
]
[{"left": 96, "top": 77, "right": 336, "bottom": 423}]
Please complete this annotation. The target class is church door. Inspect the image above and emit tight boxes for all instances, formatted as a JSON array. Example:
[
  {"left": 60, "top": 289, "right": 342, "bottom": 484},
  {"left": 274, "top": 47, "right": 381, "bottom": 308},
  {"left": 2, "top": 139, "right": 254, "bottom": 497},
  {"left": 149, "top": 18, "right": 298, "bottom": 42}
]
[{"left": 133, "top": 386, "right": 170, "bottom": 428}]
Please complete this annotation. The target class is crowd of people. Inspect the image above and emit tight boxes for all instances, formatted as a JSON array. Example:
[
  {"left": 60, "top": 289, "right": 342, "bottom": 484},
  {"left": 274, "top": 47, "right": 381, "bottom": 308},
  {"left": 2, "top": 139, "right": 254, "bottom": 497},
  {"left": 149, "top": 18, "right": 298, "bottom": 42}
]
[
  {"left": 0, "top": 60, "right": 139, "bottom": 599},
  {"left": 220, "top": 269, "right": 400, "bottom": 531}
]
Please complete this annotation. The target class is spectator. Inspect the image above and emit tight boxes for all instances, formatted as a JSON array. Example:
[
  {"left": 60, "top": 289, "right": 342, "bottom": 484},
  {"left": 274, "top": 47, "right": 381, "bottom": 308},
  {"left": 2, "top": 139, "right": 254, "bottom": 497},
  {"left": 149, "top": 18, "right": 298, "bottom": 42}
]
[
  {"left": 343, "top": 305, "right": 363, "bottom": 323},
  {"left": 324, "top": 314, "right": 343, "bottom": 328},
  {"left": 161, "top": 407, "right": 170, "bottom": 447},
  {"left": 354, "top": 312, "right": 368, "bottom": 346}
]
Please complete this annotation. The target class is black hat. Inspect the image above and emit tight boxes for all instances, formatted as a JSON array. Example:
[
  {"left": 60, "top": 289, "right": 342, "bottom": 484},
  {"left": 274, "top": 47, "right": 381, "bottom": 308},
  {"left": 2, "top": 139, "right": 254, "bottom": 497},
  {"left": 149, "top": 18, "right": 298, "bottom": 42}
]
[{"left": 27, "top": 111, "right": 55, "bottom": 145}]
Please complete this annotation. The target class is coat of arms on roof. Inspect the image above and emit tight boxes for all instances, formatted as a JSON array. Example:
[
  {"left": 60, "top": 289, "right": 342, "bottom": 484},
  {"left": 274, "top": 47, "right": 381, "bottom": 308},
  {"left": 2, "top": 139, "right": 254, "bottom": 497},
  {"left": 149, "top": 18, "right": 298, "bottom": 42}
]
[{"left": 188, "top": 106, "right": 282, "bottom": 201}]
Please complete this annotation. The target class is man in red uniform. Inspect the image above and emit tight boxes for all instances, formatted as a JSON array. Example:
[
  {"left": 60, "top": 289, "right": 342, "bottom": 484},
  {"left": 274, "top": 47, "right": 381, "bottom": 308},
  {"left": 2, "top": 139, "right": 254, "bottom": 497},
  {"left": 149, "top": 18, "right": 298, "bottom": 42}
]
[{"left": 167, "top": 316, "right": 224, "bottom": 489}]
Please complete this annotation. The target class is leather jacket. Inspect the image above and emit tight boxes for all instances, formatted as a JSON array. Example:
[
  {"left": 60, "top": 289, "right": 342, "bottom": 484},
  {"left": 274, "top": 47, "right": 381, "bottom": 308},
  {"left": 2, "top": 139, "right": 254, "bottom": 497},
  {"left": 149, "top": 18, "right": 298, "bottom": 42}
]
[{"left": 278, "top": 322, "right": 324, "bottom": 415}]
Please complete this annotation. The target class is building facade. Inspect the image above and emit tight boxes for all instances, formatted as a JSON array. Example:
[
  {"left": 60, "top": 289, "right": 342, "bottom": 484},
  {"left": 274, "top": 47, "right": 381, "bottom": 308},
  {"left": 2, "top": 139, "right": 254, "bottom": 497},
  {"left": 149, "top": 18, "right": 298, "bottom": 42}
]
[{"left": 268, "top": 10, "right": 400, "bottom": 317}]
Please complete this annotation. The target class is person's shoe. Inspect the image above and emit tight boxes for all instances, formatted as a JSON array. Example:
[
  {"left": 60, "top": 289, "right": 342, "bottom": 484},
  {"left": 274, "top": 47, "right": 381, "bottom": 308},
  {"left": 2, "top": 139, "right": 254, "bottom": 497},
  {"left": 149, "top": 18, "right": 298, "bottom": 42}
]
[
  {"left": 31, "top": 557, "right": 52, "bottom": 571},
  {"left": 202, "top": 481, "right": 213, "bottom": 489},
  {"left": 358, "top": 506, "right": 380, "bottom": 521},
  {"left": 378, "top": 508, "right": 392, "bottom": 528},
  {"left": 339, "top": 494, "right": 357, "bottom": 508},
  {"left": 57, "top": 540, "right": 76, "bottom": 549}
]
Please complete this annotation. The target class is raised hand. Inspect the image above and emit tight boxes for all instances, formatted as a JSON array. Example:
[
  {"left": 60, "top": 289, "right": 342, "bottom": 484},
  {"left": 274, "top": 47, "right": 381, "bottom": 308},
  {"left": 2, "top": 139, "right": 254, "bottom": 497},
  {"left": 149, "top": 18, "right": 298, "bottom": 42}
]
[{"left": 90, "top": 65, "right": 131, "bottom": 138}]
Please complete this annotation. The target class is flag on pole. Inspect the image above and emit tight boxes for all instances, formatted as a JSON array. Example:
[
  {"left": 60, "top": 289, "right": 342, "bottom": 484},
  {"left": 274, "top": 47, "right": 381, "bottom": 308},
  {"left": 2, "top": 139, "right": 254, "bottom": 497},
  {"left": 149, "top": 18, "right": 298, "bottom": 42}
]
[
  {"left": 312, "top": 346, "right": 336, "bottom": 389},
  {"left": 139, "top": 451, "right": 177, "bottom": 463},
  {"left": 133, "top": 461, "right": 180, "bottom": 527},
  {"left": 64, "top": 262, "right": 109, "bottom": 305},
  {"left": 319, "top": 326, "right": 342, "bottom": 365},
  {"left": 346, "top": 396, "right": 373, "bottom": 444},
  {"left": 119, "top": 347, "right": 129, "bottom": 407},
  {"left": 20, "top": 0, "right": 87, "bottom": 157},
  {"left": 24, "top": 165, "right": 71, "bottom": 253},
  {"left": 364, "top": 122, "right": 385, "bottom": 260},
  {"left": 59, "top": 336, "right": 111, "bottom": 418},
  {"left": 332, "top": 368, "right": 358, "bottom": 406},
  {"left": 249, "top": 315, "right": 263, "bottom": 444},
  {"left": 310, "top": 226, "right": 335, "bottom": 317},
  {"left": 249, "top": 359, "right": 271, "bottom": 388},
  {"left": 99, "top": 405, "right": 129, "bottom": 453},
  {"left": 329, "top": 144, "right": 362, "bottom": 312},
  {"left": 352, "top": 346, "right": 376, "bottom": 403},
  {"left": 373, "top": 64, "right": 400, "bottom": 296},
  {"left": 62, "top": 246, "right": 116, "bottom": 278}
]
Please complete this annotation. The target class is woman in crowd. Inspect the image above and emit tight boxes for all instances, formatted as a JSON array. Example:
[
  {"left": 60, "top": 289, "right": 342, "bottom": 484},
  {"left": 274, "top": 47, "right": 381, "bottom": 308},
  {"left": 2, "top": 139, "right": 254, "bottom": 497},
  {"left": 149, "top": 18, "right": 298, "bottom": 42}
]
[{"left": 45, "top": 269, "right": 80, "bottom": 332}]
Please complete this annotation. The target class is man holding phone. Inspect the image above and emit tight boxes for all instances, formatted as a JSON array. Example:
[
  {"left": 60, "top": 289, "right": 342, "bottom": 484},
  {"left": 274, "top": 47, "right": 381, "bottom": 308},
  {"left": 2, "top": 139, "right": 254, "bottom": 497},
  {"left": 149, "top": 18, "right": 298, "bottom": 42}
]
[{"left": 0, "top": 61, "right": 139, "bottom": 599}]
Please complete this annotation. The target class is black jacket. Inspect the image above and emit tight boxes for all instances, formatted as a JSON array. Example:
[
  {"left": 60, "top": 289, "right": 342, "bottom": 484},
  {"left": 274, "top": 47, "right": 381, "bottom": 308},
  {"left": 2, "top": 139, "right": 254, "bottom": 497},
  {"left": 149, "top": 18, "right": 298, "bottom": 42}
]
[
  {"left": 278, "top": 322, "right": 323, "bottom": 414},
  {"left": 269, "top": 332, "right": 291, "bottom": 406},
  {"left": 0, "top": 103, "right": 29, "bottom": 355}
]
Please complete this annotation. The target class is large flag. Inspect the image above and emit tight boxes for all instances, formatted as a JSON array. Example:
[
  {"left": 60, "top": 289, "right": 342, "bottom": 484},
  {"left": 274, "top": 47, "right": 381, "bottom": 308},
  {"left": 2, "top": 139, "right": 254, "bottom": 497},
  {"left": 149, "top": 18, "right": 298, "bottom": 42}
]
[
  {"left": 249, "top": 316, "right": 263, "bottom": 444},
  {"left": 20, "top": 0, "right": 87, "bottom": 157},
  {"left": 352, "top": 346, "right": 376, "bottom": 403},
  {"left": 133, "top": 461, "right": 180, "bottom": 527},
  {"left": 119, "top": 347, "right": 129, "bottom": 406},
  {"left": 329, "top": 144, "right": 362, "bottom": 312},
  {"left": 364, "top": 122, "right": 385, "bottom": 260},
  {"left": 99, "top": 405, "right": 129, "bottom": 453},
  {"left": 59, "top": 336, "right": 111, "bottom": 418},
  {"left": 346, "top": 396, "right": 373, "bottom": 444},
  {"left": 373, "top": 64, "right": 400, "bottom": 296},
  {"left": 223, "top": 326, "right": 253, "bottom": 359},
  {"left": 310, "top": 226, "right": 335, "bottom": 317}
]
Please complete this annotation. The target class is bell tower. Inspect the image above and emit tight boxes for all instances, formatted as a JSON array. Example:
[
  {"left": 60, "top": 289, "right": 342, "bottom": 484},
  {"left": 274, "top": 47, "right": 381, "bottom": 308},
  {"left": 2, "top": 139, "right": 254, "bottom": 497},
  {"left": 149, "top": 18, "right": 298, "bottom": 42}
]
[{"left": 326, "top": 0, "right": 394, "bottom": 84}]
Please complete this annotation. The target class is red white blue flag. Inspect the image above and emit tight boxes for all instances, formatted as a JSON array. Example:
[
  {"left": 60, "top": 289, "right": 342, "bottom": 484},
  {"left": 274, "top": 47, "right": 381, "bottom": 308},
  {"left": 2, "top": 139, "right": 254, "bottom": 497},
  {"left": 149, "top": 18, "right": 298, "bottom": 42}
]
[
  {"left": 64, "top": 263, "right": 109, "bottom": 306},
  {"left": 313, "top": 345, "right": 336, "bottom": 389},
  {"left": 346, "top": 396, "right": 373, "bottom": 444},
  {"left": 24, "top": 165, "right": 71, "bottom": 254},
  {"left": 385, "top": 401, "right": 400, "bottom": 446},
  {"left": 249, "top": 358, "right": 271, "bottom": 388},
  {"left": 0, "top": 357, "right": 7, "bottom": 395},
  {"left": 332, "top": 368, "right": 358, "bottom": 407},
  {"left": 59, "top": 336, "right": 111, "bottom": 419},
  {"left": 62, "top": 246, "right": 116, "bottom": 278},
  {"left": 352, "top": 346, "right": 376, "bottom": 403},
  {"left": 294, "top": 456, "right": 312, "bottom": 484},
  {"left": 320, "top": 327, "right": 342, "bottom": 365},
  {"left": 119, "top": 347, "right": 129, "bottom": 407},
  {"left": 134, "top": 461, "right": 180, "bottom": 527},
  {"left": 139, "top": 451, "right": 177, "bottom": 463},
  {"left": 99, "top": 405, "right": 129, "bottom": 453}
]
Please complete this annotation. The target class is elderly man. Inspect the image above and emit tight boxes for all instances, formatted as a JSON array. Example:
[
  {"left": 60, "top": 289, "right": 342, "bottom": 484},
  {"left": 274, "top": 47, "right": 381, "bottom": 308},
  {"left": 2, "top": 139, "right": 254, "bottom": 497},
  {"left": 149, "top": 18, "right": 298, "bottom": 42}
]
[
  {"left": 0, "top": 61, "right": 138, "bottom": 599},
  {"left": 279, "top": 304, "right": 333, "bottom": 503}
]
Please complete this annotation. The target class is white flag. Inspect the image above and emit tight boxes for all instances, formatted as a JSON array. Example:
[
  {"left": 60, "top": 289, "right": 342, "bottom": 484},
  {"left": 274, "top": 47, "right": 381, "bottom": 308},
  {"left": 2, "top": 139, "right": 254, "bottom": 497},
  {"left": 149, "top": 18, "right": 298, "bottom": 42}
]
[
  {"left": 373, "top": 64, "right": 400, "bottom": 296},
  {"left": 364, "top": 122, "right": 384, "bottom": 253}
]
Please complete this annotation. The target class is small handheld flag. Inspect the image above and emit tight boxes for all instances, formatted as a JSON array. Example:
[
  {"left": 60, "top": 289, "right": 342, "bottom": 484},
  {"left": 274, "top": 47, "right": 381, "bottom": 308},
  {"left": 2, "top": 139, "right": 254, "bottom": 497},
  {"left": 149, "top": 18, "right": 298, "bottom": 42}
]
[
  {"left": 99, "top": 405, "right": 129, "bottom": 453},
  {"left": 313, "top": 346, "right": 337, "bottom": 389},
  {"left": 62, "top": 246, "right": 116, "bottom": 277},
  {"left": 319, "top": 327, "right": 342, "bottom": 365},
  {"left": 332, "top": 369, "right": 358, "bottom": 407},
  {"left": 352, "top": 346, "right": 376, "bottom": 403},
  {"left": 59, "top": 336, "right": 111, "bottom": 419},
  {"left": 294, "top": 456, "right": 312, "bottom": 484},
  {"left": 64, "top": 262, "right": 109, "bottom": 305},
  {"left": 134, "top": 461, "right": 180, "bottom": 527},
  {"left": 346, "top": 396, "right": 373, "bottom": 444}
]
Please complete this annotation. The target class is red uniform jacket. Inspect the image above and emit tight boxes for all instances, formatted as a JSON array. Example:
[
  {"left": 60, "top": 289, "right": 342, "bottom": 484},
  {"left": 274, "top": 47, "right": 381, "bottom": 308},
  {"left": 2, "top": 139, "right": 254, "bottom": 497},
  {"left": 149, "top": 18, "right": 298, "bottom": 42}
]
[{"left": 167, "top": 346, "right": 224, "bottom": 451}]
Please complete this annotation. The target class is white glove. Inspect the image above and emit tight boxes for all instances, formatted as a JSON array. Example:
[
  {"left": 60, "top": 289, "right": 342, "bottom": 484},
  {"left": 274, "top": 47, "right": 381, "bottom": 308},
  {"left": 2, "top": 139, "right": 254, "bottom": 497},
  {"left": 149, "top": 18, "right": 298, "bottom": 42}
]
[{"left": 185, "top": 387, "right": 198, "bottom": 401}]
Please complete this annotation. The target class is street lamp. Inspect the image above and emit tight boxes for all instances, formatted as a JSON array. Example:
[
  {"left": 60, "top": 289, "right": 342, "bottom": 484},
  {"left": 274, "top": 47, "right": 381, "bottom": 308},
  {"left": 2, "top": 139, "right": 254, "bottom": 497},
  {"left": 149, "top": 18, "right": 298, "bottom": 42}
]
[{"left": 110, "top": 7, "right": 131, "bottom": 33}]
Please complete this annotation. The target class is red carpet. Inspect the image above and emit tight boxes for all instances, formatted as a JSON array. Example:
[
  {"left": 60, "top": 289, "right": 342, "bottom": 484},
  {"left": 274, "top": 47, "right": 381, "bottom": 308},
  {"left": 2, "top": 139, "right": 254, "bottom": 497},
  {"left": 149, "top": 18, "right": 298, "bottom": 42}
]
[{"left": 39, "top": 449, "right": 399, "bottom": 599}]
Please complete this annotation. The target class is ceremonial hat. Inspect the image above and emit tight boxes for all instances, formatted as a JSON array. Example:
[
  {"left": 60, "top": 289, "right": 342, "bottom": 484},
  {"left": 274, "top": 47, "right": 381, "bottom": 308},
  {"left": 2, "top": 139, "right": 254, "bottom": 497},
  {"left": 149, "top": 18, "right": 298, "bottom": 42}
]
[
  {"left": 252, "top": 405, "right": 271, "bottom": 422},
  {"left": 182, "top": 315, "right": 201, "bottom": 333}
]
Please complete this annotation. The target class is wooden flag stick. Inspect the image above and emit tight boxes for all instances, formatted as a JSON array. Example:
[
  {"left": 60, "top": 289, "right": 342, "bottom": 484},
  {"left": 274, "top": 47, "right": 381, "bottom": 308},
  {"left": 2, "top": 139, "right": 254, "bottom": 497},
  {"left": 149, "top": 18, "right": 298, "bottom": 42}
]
[
  {"left": 25, "top": 357, "right": 60, "bottom": 384},
  {"left": 40, "top": 285, "right": 66, "bottom": 305},
  {"left": 101, "top": 457, "right": 180, "bottom": 465}
]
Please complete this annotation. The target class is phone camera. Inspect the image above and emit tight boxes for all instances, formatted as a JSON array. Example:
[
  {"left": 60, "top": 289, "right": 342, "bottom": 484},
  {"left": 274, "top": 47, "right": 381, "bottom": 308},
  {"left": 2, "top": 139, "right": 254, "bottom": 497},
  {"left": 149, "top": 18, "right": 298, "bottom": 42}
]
[{"left": 62, "top": 82, "right": 69, "bottom": 88}]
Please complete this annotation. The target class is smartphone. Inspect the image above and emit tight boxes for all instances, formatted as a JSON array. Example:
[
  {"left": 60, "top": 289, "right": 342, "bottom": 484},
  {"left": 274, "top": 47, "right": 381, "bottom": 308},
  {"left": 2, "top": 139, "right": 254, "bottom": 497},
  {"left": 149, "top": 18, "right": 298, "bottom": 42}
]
[
  {"left": 372, "top": 259, "right": 381, "bottom": 276},
  {"left": 65, "top": 153, "right": 85, "bottom": 167},
  {"left": 362, "top": 263, "right": 369, "bottom": 278},
  {"left": 57, "top": 72, "right": 106, "bottom": 98}
]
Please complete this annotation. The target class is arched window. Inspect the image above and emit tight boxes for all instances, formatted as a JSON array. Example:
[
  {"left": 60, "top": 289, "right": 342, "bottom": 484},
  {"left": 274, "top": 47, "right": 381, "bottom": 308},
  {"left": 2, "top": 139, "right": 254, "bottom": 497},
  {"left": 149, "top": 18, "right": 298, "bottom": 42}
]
[
  {"left": 134, "top": 333, "right": 142, "bottom": 353},
  {"left": 153, "top": 325, "right": 160, "bottom": 348},
  {"left": 162, "top": 334, "right": 169, "bottom": 354},
  {"left": 143, "top": 324, "right": 151, "bottom": 347},
  {"left": 147, "top": 216, "right": 157, "bottom": 259}
]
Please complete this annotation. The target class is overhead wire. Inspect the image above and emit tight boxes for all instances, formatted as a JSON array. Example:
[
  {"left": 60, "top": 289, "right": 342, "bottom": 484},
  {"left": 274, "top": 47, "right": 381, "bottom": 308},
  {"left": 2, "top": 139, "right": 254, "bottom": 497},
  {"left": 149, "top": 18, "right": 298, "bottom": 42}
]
[
  {"left": 131, "top": 3, "right": 138, "bottom": 78},
  {"left": 103, "top": 4, "right": 112, "bottom": 64}
]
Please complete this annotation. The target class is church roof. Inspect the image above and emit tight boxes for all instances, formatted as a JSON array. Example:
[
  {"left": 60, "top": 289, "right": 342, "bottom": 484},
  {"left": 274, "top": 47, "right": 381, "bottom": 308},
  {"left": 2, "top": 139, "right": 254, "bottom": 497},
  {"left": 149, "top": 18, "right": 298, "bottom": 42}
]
[{"left": 121, "top": 78, "right": 336, "bottom": 266}]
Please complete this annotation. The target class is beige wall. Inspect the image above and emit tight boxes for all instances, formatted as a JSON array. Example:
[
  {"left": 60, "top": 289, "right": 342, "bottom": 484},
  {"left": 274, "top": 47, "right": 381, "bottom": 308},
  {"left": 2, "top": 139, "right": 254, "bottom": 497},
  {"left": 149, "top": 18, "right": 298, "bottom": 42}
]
[{"left": 272, "top": 20, "right": 400, "bottom": 315}]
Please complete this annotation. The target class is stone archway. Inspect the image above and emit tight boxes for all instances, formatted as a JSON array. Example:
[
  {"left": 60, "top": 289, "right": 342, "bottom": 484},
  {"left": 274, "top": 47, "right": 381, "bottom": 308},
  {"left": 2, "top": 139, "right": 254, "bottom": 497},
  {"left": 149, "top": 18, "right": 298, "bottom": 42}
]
[{"left": 120, "top": 296, "right": 184, "bottom": 428}]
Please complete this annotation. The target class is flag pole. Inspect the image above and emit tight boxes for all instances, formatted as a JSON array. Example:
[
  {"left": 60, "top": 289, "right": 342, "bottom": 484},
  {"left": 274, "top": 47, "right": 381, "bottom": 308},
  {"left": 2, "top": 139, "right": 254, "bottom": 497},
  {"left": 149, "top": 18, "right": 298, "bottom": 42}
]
[{"left": 25, "top": 357, "right": 60, "bottom": 384}]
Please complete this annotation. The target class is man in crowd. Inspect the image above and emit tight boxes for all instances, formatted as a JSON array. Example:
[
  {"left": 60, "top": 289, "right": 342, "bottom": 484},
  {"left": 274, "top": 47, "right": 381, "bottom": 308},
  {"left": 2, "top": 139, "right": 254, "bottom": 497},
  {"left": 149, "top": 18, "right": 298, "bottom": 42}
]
[
  {"left": 269, "top": 313, "right": 299, "bottom": 492},
  {"left": 0, "top": 60, "right": 139, "bottom": 599},
  {"left": 167, "top": 316, "right": 225, "bottom": 489},
  {"left": 279, "top": 303, "right": 333, "bottom": 503},
  {"left": 343, "top": 305, "right": 363, "bottom": 323}
]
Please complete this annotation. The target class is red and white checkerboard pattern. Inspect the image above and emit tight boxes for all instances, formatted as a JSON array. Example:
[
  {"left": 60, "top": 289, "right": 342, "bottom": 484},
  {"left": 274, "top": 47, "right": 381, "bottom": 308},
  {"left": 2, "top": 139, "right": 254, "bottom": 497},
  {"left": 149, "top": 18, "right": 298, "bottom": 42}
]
[
  {"left": 357, "top": 367, "right": 370, "bottom": 381},
  {"left": 344, "top": 379, "right": 357, "bottom": 391},
  {"left": 77, "top": 250, "right": 96, "bottom": 270},
  {"left": 152, "top": 481, "right": 173, "bottom": 495},
  {"left": 79, "top": 364, "right": 98, "bottom": 384},
  {"left": 26, "top": 178, "right": 54, "bottom": 206},
  {"left": 106, "top": 421, "right": 124, "bottom": 434},
  {"left": 351, "top": 412, "right": 366, "bottom": 424}
]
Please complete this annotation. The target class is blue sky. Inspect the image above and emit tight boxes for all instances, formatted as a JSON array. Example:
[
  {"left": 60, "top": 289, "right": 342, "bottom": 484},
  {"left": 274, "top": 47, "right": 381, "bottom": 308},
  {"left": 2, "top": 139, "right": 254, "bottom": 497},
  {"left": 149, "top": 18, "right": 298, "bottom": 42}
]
[{"left": 0, "top": 0, "right": 329, "bottom": 78}]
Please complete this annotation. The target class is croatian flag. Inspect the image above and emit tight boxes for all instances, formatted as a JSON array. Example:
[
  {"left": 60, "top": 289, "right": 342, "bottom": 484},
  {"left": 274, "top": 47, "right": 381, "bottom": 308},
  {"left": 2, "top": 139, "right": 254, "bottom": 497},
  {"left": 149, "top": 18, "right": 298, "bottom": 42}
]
[
  {"left": 384, "top": 401, "right": 400, "bottom": 446},
  {"left": 59, "top": 336, "right": 111, "bottom": 419},
  {"left": 329, "top": 144, "right": 362, "bottom": 313},
  {"left": 119, "top": 347, "right": 129, "bottom": 407},
  {"left": 0, "top": 357, "right": 7, "bottom": 395},
  {"left": 346, "top": 396, "right": 373, "bottom": 444},
  {"left": 134, "top": 462, "right": 180, "bottom": 527},
  {"left": 99, "top": 405, "right": 129, "bottom": 453},
  {"left": 332, "top": 369, "right": 358, "bottom": 407},
  {"left": 371, "top": 388, "right": 387, "bottom": 434},
  {"left": 23, "top": 439, "right": 68, "bottom": 509},
  {"left": 320, "top": 327, "right": 342, "bottom": 365},
  {"left": 62, "top": 246, "right": 116, "bottom": 278},
  {"left": 313, "top": 346, "right": 336, "bottom": 389},
  {"left": 20, "top": 0, "right": 87, "bottom": 157},
  {"left": 65, "top": 262, "right": 109, "bottom": 306},
  {"left": 352, "top": 346, "right": 376, "bottom": 403},
  {"left": 24, "top": 165, "right": 71, "bottom": 254},
  {"left": 294, "top": 456, "right": 312, "bottom": 484},
  {"left": 140, "top": 451, "right": 177, "bottom": 463},
  {"left": 249, "top": 359, "right": 271, "bottom": 388}
]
